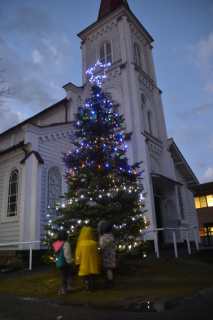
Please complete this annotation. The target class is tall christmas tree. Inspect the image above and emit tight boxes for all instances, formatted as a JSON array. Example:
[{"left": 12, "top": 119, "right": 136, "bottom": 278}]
[{"left": 43, "top": 61, "right": 148, "bottom": 253}]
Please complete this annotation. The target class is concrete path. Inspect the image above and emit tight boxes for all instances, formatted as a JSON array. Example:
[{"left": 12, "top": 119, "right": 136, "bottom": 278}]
[{"left": 0, "top": 289, "right": 213, "bottom": 320}]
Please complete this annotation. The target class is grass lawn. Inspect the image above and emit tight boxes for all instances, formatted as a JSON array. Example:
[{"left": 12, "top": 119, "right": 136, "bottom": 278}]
[{"left": 0, "top": 254, "right": 213, "bottom": 309}]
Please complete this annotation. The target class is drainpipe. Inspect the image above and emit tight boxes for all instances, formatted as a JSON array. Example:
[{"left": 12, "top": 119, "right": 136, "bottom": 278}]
[{"left": 19, "top": 141, "right": 28, "bottom": 156}]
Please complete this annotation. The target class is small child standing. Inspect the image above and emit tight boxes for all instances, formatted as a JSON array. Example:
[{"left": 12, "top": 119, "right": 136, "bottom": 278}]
[
  {"left": 98, "top": 221, "right": 116, "bottom": 288},
  {"left": 53, "top": 229, "right": 77, "bottom": 295},
  {"left": 75, "top": 226, "right": 100, "bottom": 293}
]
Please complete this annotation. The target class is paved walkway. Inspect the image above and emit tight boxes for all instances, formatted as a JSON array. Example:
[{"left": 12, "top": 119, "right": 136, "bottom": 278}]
[
  {"left": 0, "top": 263, "right": 54, "bottom": 280},
  {"left": 0, "top": 286, "right": 213, "bottom": 320}
]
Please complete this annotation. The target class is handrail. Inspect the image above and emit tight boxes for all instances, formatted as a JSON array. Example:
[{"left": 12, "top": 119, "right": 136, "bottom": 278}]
[
  {"left": 141, "top": 226, "right": 199, "bottom": 258},
  {"left": 0, "top": 241, "right": 41, "bottom": 271},
  {"left": 141, "top": 225, "right": 198, "bottom": 233}
]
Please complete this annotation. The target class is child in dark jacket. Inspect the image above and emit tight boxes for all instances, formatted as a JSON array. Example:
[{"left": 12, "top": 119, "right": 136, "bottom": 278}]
[
  {"left": 98, "top": 221, "right": 116, "bottom": 288},
  {"left": 53, "top": 229, "right": 77, "bottom": 295}
]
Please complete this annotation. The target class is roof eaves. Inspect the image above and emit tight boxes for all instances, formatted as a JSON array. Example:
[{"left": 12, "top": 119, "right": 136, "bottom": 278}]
[
  {"left": 77, "top": 5, "right": 154, "bottom": 43},
  {"left": 0, "top": 98, "right": 66, "bottom": 138},
  {"left": 20, "top": 151, "right": 44, "bottom": 165},
  {"left": 169, "top": 139, "right": 199, "bottom": 185},
  {"left": 0, "top": 141, "right": 24, "bottom": 157}
]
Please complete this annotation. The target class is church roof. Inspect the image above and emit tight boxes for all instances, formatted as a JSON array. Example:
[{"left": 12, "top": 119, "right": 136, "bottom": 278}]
[
  {"left": 0, "top": 98, "right": 66, "bottom": 138},
  {"left": 189, "top": 182, "right": 213, "bottom": 196},
  {"left": 168, "top": 139, "right": 199, "bottom": 186},
  {"left": 98, "top": 0, "right": 129, "bottom": 20},
  {"left": 20, "top": 150, "right": 44, "bottom": 165}
]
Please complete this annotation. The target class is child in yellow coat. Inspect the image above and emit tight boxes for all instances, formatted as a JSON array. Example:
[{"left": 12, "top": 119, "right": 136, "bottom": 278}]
[{"left": 75, "top": 226, "right": 100, "bottom": 292}]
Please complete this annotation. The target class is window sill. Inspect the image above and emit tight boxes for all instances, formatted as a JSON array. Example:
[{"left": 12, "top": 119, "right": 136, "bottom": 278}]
[{"left": 1, "top": 216, "right": 19, "bottom": 223}]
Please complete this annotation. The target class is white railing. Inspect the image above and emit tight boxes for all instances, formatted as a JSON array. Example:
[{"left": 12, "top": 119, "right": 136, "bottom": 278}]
[
  {"left": 141, "top": 226, "right": 199, "bottom": 258},
  {"left": 199, "top": 228, "right": 213, "bottom": 246},
  {"left": 0, "top": 241, "right": 41, "bottom": 270}
]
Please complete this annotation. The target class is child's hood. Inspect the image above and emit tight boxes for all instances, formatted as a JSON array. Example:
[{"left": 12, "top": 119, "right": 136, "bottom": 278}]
[
  {"left": 53, "top": 240, "right": 65, "bottom": 253},
  {"left": 77, "top": 226, "right": 94, "bottom": 242}
]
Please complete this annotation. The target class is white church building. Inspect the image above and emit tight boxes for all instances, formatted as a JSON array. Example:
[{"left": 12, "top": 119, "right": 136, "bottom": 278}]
[{"left": 0, "top": 0, "right": 200, "bottom": 267}]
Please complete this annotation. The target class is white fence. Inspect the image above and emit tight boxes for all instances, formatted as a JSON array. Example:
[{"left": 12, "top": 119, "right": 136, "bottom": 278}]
[
  {"left": 0, "top": 241, "right": 41, "bottom": 270},
  {"left": 141, "top": 226, "right": 199, "bottom": 258}
]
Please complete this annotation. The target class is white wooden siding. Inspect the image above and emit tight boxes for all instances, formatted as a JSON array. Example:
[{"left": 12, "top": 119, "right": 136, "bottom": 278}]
[
  {"left": 138, "top": 76, "right": 160, "bottom": 139},
  {"left": 86, "top": 23, "right": 121, "bottom": 69},
  {"left": 130, "top": 27, "right": 150, "bottom": 77},
  {"left": 0, "top": 153, "right": 22, "bottom": 245},
  {"left": 174, "top": 166, "right": 195, "bottom": 240},
  {"left": 14, "top": 130, "right": 25, "bottom": 145},
  {"left": 39, "top": 104, "right": 66, "bottom": 126},
  {"left": 0, "top": 135, "right": 12, "bottom": 151},
  {"left": 38, "top": 132, "right": 71, "bottom": 240}
]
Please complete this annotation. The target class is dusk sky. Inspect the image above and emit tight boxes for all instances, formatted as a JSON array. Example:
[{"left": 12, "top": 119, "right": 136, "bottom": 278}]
[{"left": 0, "top": 0, "right": 213, "bottom": 183}]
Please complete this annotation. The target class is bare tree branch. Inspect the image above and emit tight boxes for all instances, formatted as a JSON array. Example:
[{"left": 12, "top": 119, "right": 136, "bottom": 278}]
[{"left": 0, "top": 56, "right": 17, "bottom": 106}]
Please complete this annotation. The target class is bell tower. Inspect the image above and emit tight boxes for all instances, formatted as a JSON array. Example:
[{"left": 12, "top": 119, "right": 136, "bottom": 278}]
[
  {"left": 77, "top": 0, "right": 169, "bottom": 232},
  {"left": 74, "top": 0, "right": 199, "bottom": 243}
]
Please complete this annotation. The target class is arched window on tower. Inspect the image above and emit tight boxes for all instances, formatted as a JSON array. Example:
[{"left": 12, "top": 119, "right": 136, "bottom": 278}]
[
  {"left": 147, "top": 111, "right": 152, "bottom": 135},
  {"left": 141, "top": 93, "right": 157, "bottom": 137},
  {"left": 100, "top": 42, "right": 112, "bottom": 64},
  {"left": 134, "top": 43, "right": 142, "bottom": 68},
  {"left": 47, "top": 167, "right": 62, "bottom": 213},
  {"left": 141, "top": 94, "right": 146, "bottom": 108},
  {"left": 107, "top": 93, "right": 112, "bottom": 102},
  {"left": 7, "top": 169, "right": 19, "bottom": 217}
]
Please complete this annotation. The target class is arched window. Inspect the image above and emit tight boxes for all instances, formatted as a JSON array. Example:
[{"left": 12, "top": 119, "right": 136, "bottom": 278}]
[
  {"left": 107, "top": 93, "right": 112, "bottom": 101},
  {"left": 47, "top": 167, "right": 62, "bottom": 212},
  {"left": 147, "top": 111, "right": 152, "bottom": 135},
  {"left": 141, "top": 94, "right": 146, "bottom": 107},
  {"left": 134, "top": 43, "right": 142, "bottom": 68},
  {"left": 100, "top": 42, "right": 112, "bottom": 64},
  {"left": 177, "top": 186, "right": 185, "bottom": 220},
  {"left": 7, "top": 169, "right": 19, "bottom": 217}
]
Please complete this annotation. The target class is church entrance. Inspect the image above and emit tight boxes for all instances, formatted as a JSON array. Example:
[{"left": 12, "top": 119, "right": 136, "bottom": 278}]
[{"left": 153, "top": 187, "right": 164, "bottom": 244}]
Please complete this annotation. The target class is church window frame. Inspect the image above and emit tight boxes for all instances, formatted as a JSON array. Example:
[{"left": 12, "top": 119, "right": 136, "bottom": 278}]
[
  {"left": 100, "top": 42, "right": 112, "bottom": 65},
  {"left": 47, "top": 166, "right": 62, "bottom": 216},
  {"left": 147, "top": 111, "right": 152, "bottom": 135},
  {"left": 177, "top": 185, "right": 186, "bottom": 220},
  {"left": 7, "top": 169, "right": 19, "bottom": 218},
  {"left": 104, "top": 86, "right": 124, "bottom": 124},
  {"left": 141, "top": 94, "right": 146, "bottom": 107},
  {"left": 140, "top": 92, "right": 157, "bottom": 137},
  {"left": 1, "top": 164, "right": 20, "bottom": 222},
  {"left": 134, "top": 43, "right": 142, "bottom": 68}
]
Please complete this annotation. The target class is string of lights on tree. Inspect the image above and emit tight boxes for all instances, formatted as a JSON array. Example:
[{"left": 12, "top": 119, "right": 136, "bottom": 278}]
[{"left": 43, "top": 60, "right": 149, "bottom": 256}]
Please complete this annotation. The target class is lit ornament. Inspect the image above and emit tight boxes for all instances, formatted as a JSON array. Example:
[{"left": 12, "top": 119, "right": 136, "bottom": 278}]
[{"left": 86, "top": 60, "right": 111, "bottom": 87}]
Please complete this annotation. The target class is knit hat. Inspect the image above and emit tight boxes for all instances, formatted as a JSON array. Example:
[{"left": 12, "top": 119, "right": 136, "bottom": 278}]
[{"left": 98, "top": 220, "right": 113, "bottom": 235}]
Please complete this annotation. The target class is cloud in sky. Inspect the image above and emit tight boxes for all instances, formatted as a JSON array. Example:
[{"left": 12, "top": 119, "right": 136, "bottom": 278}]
[
  {"left": 167, "top": 95, "right": 183, "bottom": 106},
  {"left": 0, "top": 104, "right": 28, "bottom": 134},
  {"left": 194, "top": 162, "right": 206, "bottom": 169},
  {"left": 198, "top": 167, "right": 213, "bottom": 183},
  {"left": 0, "top": 4, "right": 74, "bottom": 133},
  {"left": 168, "top": 123, "right": 205, "bottom": 145},
  {"left": 207, "top": 140, "right": 213, "bottom": 149},
  {"left": 186, "top": 30, "right": 213, "bottom": 93},
  {"left": 175, "top": 103, "right": 213, "bottom": 119},
  {"left": 5, "top": 6, "right": 74, "bottom": 73}
]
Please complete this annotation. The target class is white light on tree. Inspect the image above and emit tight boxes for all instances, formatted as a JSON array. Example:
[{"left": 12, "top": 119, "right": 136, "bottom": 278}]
[{"left": 86, "top": 60, "right": 111, "bottom": 87}]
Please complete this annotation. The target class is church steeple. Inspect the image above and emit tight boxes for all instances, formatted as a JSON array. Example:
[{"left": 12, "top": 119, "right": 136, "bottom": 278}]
[{"left": 98, "top": 0, "right": 129, "bottom": 20}]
